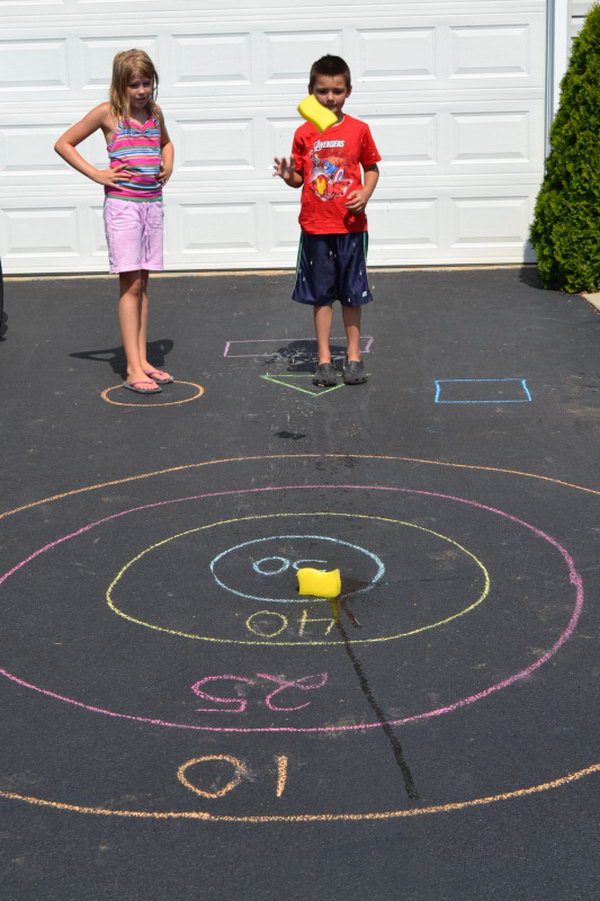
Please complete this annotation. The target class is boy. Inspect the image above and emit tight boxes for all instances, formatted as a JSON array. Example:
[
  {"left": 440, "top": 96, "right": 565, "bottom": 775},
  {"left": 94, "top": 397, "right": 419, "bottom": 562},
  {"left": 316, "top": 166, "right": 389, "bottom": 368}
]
[{"left": 273, "top": 55, "right": 380, "bottom": 386}]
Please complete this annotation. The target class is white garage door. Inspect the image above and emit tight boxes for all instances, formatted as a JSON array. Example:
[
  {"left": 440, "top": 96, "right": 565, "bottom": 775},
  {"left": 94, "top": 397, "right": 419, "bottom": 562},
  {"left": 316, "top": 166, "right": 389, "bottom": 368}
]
[{"left": 0, "top": 0, "right": 546, "bottom": 274}]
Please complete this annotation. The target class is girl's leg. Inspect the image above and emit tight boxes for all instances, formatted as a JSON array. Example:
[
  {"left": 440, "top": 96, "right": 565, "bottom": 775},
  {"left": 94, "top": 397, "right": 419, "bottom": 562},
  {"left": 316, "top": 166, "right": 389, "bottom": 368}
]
[
  {"left": 313, "top": 303, "right": 334, "bottom": 364},
  {"left": 118, "top": 270, "right": 157, "bottom": 389},
  {"left": 341, "top": 304, "right": 362, "bottom": 362},
  {"left": 138, "top": 271, "right": 172, "bottom": 381},
  {"left": 137, "top": 269, "right": 150, "bottom": 371}
]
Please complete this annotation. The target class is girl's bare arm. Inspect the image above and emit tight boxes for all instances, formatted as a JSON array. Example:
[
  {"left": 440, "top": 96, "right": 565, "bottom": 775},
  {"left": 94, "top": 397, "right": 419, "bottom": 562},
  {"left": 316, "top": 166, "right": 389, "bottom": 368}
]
[
  {"left": 54, "top": 103, "right": 127, "bottom": 187},
  {"left": 157, "top": 108, "right": 174, "bottom": 185}
]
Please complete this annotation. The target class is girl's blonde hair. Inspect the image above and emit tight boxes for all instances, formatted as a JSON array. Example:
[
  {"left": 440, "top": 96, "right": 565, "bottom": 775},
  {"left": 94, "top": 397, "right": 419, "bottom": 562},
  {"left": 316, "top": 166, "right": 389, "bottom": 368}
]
[{"left": 109, "top": 49, "right": 159, "bottom": 121}]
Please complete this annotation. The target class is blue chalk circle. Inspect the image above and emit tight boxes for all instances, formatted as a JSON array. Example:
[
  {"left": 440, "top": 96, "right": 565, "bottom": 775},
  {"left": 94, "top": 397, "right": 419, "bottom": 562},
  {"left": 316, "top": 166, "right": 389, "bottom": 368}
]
[{"left": 210, "top": 535, "right": 385, "bottom": 603}]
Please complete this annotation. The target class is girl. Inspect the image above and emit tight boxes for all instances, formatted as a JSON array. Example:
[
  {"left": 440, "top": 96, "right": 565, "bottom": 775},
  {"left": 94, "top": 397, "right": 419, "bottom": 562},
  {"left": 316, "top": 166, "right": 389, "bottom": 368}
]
[{"left": 55, "top": 49, "right": 174, "bottom": 393}]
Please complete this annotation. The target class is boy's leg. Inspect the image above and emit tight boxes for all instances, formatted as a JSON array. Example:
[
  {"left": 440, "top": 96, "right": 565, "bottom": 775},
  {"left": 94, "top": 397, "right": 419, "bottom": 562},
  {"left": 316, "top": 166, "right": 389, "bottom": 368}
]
[
  {"left": 313, "top": 303, "right": 334, "bottom": 364},
  {"left": 336, "top": 233, "right": 370, "bottom": 384},
  {"left": 341, "top": 304, "right": 362, "bottom": 362},
  {"left": 292, "top": 233, "right": 338, "bottom": 385},
  {"left": 118, "top": 270, "right": 158, "bottom": 390},
  {"left": 312, "top": 303, "right": 337, "bottom": 386}
]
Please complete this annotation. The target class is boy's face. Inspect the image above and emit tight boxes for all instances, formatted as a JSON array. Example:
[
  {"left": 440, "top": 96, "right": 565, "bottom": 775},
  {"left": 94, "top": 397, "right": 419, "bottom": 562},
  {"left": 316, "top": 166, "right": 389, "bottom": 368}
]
[{"left": 309, "top": 73, "right": 351, "bottom": 122}]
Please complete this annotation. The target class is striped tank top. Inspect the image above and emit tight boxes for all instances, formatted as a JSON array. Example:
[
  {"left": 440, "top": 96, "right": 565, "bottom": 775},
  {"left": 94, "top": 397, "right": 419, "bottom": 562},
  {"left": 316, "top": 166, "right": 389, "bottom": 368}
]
[{"left": 105, "top": 117, "right": 162, "bottom": 202}]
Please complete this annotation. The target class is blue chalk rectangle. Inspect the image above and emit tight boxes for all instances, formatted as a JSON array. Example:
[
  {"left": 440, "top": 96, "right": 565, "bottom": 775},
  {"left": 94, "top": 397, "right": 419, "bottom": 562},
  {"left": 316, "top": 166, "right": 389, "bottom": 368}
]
[{"left": 434, "top": 378, "right": 532, "bottom": 404}]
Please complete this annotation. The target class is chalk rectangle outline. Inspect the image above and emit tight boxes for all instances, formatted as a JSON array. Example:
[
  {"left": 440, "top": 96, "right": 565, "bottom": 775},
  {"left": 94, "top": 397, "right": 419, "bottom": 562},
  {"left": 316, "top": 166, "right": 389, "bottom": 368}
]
[{"left": 434, "top": 378, "right": 532, "bottom": 404}]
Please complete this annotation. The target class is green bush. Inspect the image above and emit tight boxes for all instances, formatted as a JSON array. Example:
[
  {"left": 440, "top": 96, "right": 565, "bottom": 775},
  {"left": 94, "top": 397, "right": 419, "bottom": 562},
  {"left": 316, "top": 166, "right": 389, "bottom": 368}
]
[{"left": 530, "top": 3, "right": 600, "bottom": 292}]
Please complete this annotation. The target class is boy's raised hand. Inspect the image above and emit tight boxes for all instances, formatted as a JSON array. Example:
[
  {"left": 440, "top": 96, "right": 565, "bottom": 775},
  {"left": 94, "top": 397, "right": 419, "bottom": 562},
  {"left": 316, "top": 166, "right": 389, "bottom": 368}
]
[{"left": 273, "top": 156, "right": 296, "bottom": 182}]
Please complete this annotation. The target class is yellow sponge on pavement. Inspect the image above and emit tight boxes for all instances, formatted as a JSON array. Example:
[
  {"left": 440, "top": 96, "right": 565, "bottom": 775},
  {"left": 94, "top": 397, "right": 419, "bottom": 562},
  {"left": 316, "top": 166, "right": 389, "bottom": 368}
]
[{"left": 296, "top": 567, "right": 341, "bottom": 598}]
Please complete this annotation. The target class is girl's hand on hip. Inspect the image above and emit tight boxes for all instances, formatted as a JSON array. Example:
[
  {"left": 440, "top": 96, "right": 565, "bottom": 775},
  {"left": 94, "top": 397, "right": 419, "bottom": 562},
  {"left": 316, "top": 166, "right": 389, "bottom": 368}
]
[
  {"left": 158, "top": 164, "right": 172, "bottom": 185},
  {"left": 94, "top": 165, "right": 128, "bottom": 187}
]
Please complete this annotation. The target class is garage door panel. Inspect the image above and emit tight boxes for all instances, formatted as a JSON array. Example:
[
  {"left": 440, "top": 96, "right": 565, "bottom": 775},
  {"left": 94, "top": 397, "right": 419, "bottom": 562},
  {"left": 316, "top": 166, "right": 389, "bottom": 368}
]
[
  {"left": 266, "top": 117, "right": 301, "bottom": 166},
  {"left": 267, "top": 202, "right": 302, "bottom": 253},
  {"left": 0, "top": 118, "right": 106, "bottom": 181},
  {"left": 177, "top": 119, "right": 255, "bottom": 174},
  {"left": 180, "top": 202, "right": 259, "bottom": 256},
  {"left": 1, "top": 206, "right": 81, "bottom": 260},
  {"left": 449, "top": 193, "right": 532, "bottom": 248},
  {"left": 0, "top": 38, "right": 70, "bottom": 93},
  {"left": 357, "top": 27, "right": 437, "bottom": 82},
  {"left": 264, "top": 31, "right": 345, "bottom": 84},
  {"left": 0, "top": 124, "right": 71, "bottom": 174},
  {"left": 448, "top": 24, "right": 534, "bottom": 79},
  {"left": 371, "top": 114, "right": 438, "bottom": 168},
  {"left": 171, "top": 33, "right": 253, "bottom": 87},
  {"left": 369, "top": 198, "right": 439, "bottom": 250},
  {"left": 447, "top": 104, "right": 542, "bottom": 169}
]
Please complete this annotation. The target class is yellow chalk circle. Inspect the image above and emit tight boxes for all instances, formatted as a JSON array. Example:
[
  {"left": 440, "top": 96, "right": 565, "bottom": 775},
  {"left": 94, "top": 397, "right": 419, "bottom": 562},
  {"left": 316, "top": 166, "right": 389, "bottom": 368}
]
[
  {"left": 296, "top": 567, "right": 341, "bottom": 599},
  {"left": 297, "top": 95, "right": 337, "bottom": 133}
]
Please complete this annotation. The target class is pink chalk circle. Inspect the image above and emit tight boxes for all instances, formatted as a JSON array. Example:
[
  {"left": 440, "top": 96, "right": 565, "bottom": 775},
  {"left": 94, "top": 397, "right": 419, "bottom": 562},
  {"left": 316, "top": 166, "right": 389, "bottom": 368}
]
[{"left": 0, "top": 483, "right": 584, "bottom": 735}]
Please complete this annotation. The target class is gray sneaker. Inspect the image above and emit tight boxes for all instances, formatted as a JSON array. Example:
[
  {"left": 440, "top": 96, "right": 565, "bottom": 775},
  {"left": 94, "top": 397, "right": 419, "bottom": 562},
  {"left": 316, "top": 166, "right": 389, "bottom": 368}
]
[
  {"left": 342, "top": 359, "right": 367, "bottom": 385},
  {"left": 313, "top": 362, "right": 337, "bottom": 387}
]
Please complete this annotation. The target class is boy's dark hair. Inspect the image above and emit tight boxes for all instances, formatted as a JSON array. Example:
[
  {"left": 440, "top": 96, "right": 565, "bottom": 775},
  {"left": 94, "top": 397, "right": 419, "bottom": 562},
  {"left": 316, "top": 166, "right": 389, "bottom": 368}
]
[{"left": 309, "top": 55, "right": 351, "bottom": 90}]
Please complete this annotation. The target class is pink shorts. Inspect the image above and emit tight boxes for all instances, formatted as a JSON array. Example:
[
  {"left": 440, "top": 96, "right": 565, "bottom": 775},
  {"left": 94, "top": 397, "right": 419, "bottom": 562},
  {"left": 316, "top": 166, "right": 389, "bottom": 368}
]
[{"left": 103, "top": 197, "right": 164, "bottom": 273}]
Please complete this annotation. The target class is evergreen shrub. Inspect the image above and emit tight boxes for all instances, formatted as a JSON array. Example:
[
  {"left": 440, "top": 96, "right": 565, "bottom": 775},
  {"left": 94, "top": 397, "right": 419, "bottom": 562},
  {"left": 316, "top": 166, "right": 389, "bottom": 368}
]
[{"left": 530, "top": 3, "right": 600, "bottom": 292}]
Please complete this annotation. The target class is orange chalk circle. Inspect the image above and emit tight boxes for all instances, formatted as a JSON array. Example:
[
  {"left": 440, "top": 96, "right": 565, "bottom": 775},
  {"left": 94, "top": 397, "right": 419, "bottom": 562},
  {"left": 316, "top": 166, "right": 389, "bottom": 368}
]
[{"left": 101, "top": 380, "right": 204, "bottom": 407}]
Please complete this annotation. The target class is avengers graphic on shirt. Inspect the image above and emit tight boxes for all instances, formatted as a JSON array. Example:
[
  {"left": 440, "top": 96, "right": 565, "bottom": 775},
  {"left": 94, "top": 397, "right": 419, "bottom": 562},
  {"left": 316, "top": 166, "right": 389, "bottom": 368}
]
[{"left": 309, "top": 147, "right": 354, "bottom": 202}]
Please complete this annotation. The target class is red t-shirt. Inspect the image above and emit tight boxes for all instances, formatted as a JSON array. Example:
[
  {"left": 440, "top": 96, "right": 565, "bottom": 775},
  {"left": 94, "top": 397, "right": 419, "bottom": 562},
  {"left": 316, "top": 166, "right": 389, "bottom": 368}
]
[{"left": 292, "top": 114, "right": 381, "bottom": 235}]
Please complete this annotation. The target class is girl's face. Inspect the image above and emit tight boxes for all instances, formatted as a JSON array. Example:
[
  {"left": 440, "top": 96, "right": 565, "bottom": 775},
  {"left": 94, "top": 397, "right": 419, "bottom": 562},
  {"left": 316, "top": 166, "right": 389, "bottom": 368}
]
[
  {"left": 309, "top": 74, "right": 351, "bottom": 122},
  {"left": 126, "top": 73, "right": 154, "bottom": 113}
]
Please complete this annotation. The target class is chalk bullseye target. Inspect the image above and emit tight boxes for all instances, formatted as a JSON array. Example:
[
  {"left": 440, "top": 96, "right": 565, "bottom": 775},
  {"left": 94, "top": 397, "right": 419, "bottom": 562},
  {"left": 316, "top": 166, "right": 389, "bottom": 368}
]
[{"left": 0, "top": 454, "right": 597, "bottom": 822}]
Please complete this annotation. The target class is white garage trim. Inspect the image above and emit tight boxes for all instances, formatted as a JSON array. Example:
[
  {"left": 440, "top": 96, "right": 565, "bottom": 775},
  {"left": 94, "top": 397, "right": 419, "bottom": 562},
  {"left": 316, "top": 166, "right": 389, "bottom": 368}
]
[{"left": 547, "top": 0, "right": 570, "bottom": 135}]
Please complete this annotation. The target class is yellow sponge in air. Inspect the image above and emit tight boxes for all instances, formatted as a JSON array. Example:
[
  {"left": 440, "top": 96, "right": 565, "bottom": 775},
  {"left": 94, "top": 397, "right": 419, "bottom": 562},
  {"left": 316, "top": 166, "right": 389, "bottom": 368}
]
[
  {"left": 297, "top": 95, "right": 337, "bottom": 133},
  {"left": 296, "top": 567, "right": 341, "bottom": 599}
]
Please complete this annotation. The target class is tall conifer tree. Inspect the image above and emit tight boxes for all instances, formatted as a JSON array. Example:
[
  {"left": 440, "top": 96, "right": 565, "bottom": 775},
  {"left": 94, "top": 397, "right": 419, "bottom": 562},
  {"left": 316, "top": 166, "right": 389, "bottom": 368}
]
[{"left": 530, "top": 4, "right": 600, "bottom": 292}]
